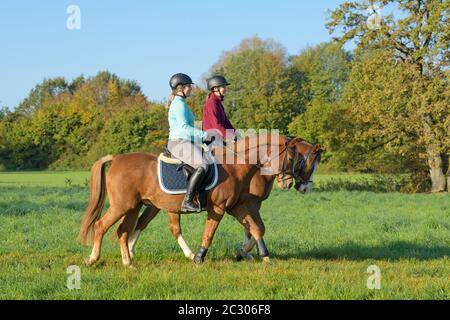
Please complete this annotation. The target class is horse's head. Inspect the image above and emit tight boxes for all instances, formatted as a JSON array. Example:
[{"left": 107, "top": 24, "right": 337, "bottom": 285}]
[{"left": 276, "top": 136, "right": 324, "bottom": 193}]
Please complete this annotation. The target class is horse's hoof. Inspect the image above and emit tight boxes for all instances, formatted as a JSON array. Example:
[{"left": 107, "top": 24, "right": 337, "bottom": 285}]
[
  {"left": 193, "top": 255, "right": 204, "bottom": 264},
  {"left": 262, "top": 256, "right": 272, "bottom": 264},
  {"left": 236, "top": 250, "right": 254, "bottom": 262},
  {"left": 246, "top": 254, "right": 255, "bottom": 261},
  {"left": 236, "top": 250, "right": 255, "bottom": 262},
  {"left": 84, "top": 257, "right": 96, "bottom": 266},
  {"left": 193, "top": 247, "right": 207, "bottom": 264}
]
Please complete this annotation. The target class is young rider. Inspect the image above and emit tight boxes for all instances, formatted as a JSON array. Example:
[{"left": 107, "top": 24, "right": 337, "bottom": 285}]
[
  {"left": 167, "top": 73, "right": 213, "bottom": 213},
  {"left": 202, "top": 75, "right": 238, "bottom": 143}
]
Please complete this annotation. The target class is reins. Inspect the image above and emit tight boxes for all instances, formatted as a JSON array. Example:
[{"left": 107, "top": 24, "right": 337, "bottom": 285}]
[{"left": 215, "top": 136, "right": 314, "bottom": 180}]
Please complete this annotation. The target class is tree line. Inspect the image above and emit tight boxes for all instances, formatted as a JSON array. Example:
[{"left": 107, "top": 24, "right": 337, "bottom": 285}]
[{"left": 0, "top": 0, "right": 448, "bottom": 193}]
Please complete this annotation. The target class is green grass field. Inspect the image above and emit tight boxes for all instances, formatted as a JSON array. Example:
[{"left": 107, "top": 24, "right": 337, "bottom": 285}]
[{"left": 0, "top": 171, "right": 448, "bottom": 299}]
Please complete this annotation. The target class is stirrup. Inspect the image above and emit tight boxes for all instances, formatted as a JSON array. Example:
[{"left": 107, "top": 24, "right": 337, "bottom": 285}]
[{"left": 181, "top": 200, "right": 201, "bottom": 213}]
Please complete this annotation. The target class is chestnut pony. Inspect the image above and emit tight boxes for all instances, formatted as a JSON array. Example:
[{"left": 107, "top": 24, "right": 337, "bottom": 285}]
[
  {"left": 128, "top": 136, "right": 323, "bottom": 262},
  {"left": 79, "top": 135, "right": 323, "bottom": 267}
]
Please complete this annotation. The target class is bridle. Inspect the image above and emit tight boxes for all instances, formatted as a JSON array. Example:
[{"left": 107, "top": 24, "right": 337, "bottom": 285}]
[
  {"left": 279, "top": 136, "right": 320, "bottom": 187},
  {"left": 214, "top": 136, "right": 321, "bottom": 185}
]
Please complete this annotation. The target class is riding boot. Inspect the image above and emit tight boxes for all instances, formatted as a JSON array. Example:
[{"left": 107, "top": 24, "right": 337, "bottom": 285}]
[{"left": 181, "top": 167, "right": 206, "bottom": 213}]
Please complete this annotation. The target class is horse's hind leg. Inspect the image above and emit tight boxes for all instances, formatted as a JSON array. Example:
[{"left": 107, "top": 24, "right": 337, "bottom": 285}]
[
  {"left": 117, "top": 207, "right": 141, "bottom": 267},
  {"left": 128, "top": 208, "right": 194, "bottom": 261},
  {"left": 243, "top": 229, "right": 252, "bottom": 245},
  {"left": 237, "top": 231, "right": 256, "bottom": 261},
  {"left": 128, "top": 205, "right": 160, "bottom": 259},
  {"left": 240, "top": 224, "right": 257, "bottom": 260},
  {"left": 87, "top": 207, "right": 124, "bottom": 265}
]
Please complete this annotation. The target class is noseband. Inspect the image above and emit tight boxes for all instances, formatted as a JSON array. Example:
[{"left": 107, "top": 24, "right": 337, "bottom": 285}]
[{"left": 279, "top": 137, "right": 318, "bottom": 185}]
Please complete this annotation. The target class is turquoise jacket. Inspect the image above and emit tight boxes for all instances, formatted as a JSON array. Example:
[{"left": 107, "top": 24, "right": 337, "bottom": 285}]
[{"left": 168, "top": 96, "right": 207, "bottom": 143}]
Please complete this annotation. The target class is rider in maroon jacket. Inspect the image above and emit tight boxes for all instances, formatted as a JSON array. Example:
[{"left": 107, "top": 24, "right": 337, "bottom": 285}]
[{"left": 202, "top": 75, "right": 238, "bottom": 142}]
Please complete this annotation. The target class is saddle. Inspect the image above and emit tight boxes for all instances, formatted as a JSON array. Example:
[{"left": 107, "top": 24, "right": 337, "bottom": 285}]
[{"left": 157, "top": 146, "right": 218, "bottom": 209}]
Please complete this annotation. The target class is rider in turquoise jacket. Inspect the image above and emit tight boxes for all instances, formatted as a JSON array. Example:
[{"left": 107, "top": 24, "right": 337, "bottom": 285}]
[
  {"left": 167, "top": 73, "right": 212, "bottom": 213},
  {"left": 168, "top": 95, "right": 207, "bottom": 144}
]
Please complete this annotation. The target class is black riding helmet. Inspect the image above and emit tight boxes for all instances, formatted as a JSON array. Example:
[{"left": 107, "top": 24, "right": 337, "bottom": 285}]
[
  {"left": 207, "top": 75, "right": 231, "bottom": 91},
  {"left": 169, "top": 73, "right": 194, "bottom": 90}
]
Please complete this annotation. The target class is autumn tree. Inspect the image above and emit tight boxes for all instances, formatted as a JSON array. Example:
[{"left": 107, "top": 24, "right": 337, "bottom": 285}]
[
  {"left": 16, "top": 77, "right": 70, "bottom": 115},
  {"left": 328, "top": 0, "right": 450, "bottom": 192},
  {"left": 329, "top": 49, "right": 433, "bottom": 179},
  {"left": 0, "top": 71, "right": 165, "bottom": 170},
  {"left": 288, "top": 42, "right": 352, "bottom": 160},
  {"left": 0, "top": 110, "right": 55, "bottom": 169},
  {"left": 86, "top": 104, "right": 167, "bottom": 166},
  {"left": 187, "top": 86, "right": 209, "bottom": 121},
  {"left": 209, "top": 35, "right": 304, "bottom": 132}
]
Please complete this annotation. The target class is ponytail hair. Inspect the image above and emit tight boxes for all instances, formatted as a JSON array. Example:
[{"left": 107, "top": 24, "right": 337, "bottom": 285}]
[
  {"left": 165, "top": 93, "right": 176, "bottom": 110},
  {"left": 165, "top": 85, "right": 185, "bottom": 110}
]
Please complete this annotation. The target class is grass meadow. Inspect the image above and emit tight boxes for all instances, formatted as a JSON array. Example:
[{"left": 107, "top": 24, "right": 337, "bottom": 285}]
[{"left": 0, "top": 171, "right": 448, "bottom": 299}]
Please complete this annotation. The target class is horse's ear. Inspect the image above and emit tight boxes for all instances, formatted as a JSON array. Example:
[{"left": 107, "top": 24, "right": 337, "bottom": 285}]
[
  {"left": 288, "top": 137, "right": 302, "bottom": 147},
  {"left": 313, "top": 144, "right": 325, "bottom": 154}
]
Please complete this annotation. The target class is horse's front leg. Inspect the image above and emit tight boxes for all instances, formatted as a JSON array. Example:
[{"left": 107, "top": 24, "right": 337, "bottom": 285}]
[
  {"left": 193, "top": 209, "right": 224, "bottom": 264},
  {"left": 230, "top": 204, "right": 271, "bottom": 263},
  {"left": 167, "top": 212, "right": 195, "bottom": 260}
]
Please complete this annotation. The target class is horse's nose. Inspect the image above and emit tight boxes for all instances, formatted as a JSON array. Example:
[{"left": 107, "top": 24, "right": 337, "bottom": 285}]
[{"left": 295, "top": 183, "right": 307, "bottom": 193}]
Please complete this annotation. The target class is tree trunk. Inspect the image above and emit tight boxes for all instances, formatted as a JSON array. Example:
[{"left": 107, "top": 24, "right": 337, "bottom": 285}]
[
  {"left": 445, "top": 154, "right": 450, "bottom": 193},
  {"left": 447, "top": 171, "right": 450, "bottom": 193},
  {"left": 427, "top": 151, "right": 446, "bottom": 193},
  {"left": 422, "top": 113, "right": 447, "bottom": 193},
  {"left": 447, "top": 169, "right": 450, "bottom": 193}
]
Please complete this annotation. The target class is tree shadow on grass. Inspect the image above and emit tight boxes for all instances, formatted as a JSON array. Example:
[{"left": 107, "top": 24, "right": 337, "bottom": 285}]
[
  {"left": 271, "top": 241, "right": 449, "bottom": 261},
  {"left": 313, "top": 175, "right": 408, "bottom": 193},
  {"left": 0, "top": 200, "right": 44, "bottom": 216},
  {"left": 0, "top": 185, "right": 88, "bottom": 216},
  {"left": 0, "top": 199, "right": 87, "bottom": 216}
]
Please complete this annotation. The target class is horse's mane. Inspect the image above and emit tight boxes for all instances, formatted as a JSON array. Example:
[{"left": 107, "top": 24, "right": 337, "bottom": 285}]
[
  {"left": 232, "top": 134, "right": 288, "bottom": 152},
  {"left": 210, "top": 134, "right": 289, "bottom": 167}
]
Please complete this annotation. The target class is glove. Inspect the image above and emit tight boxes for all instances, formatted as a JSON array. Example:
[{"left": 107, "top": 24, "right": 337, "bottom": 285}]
[
  {"left": 204, "top": 131, "right": 216, "bottom": 143},
  {"left": 231, "top": 131, "right": 242, "bottom": 143}
]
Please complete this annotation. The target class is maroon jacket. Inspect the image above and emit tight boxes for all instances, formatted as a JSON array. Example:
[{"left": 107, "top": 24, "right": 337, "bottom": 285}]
[{"left": 202, "top": 93, "right": 236, "bottom": 139}]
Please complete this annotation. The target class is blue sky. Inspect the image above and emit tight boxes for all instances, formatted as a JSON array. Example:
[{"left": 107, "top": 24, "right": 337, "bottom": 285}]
[{"left": 0, "top": 0, "right": 348, "bottom": 109}]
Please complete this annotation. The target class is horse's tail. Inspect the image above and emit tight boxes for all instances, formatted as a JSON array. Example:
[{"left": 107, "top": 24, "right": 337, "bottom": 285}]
[{"left": 78, "top": 155, "right": 114, "bottom": 245}]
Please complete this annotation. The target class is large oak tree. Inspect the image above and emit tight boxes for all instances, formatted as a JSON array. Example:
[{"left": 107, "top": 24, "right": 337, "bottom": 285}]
[{"left": 328, "top": 0, "right": 450, "bottom": 192}]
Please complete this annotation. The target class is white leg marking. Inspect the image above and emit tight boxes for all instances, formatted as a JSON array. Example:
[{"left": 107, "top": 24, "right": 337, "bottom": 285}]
[
  {"left": 262, "top": 256, "right": 272, "bottom": 264},
  {"left": 177, "top": 235, "right": 194, "bottom": 260},
  {"left": 128, "top": 230, "right": 141, "bottom": 259},
  {"left": 88, "top": 247, "right": 98, "bottom": 264}
]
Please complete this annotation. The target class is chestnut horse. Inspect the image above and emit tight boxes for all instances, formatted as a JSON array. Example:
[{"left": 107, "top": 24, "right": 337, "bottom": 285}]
[
  {"left": 79, "top": 135, "right": 323, "bottom": 267},
  {"left": 127, "top": 136, "right": 323, "bottom": 262}
]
